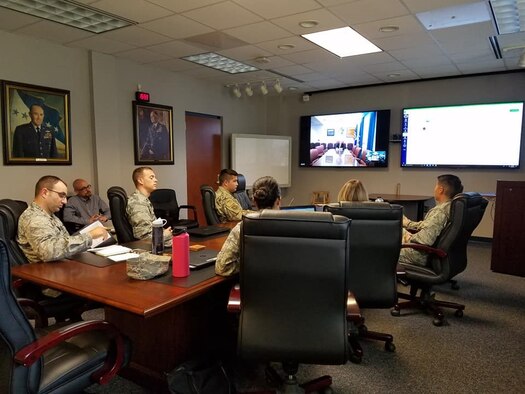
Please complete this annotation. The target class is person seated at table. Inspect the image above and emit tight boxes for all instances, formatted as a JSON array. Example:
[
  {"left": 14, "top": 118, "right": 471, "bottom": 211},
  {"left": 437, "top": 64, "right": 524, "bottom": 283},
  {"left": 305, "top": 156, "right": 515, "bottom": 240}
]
[
  {"left": 17, "top": 175, "right": 109, "bottom": 264},
  {"left": 215, "top": 176, "right": 281, "bottom": 276},
  {"left": 126, "top": 166, "right": 172, "bottom": 241},
  {"left": 215, "top": 168, "right": 254, "bottom": 222},
  {"left": 63, "top": 178, "right": 111, "bottom": 227},
  {"left": 337, "top": 178, "right": 369, "bottom": 202},
  {"left": 399, "top": 174, "right": 463, "bottom": 267}
]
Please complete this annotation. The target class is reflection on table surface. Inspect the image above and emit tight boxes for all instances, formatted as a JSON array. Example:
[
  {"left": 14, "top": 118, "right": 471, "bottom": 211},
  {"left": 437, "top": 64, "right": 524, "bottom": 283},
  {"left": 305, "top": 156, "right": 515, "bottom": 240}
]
[{"left": 313, "top": 148, "right": 362, "bottom": 167}]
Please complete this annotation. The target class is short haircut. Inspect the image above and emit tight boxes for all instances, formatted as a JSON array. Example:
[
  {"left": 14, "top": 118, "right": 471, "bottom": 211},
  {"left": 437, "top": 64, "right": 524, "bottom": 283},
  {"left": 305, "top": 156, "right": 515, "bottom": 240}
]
[
  {"left": 29, "top": 104, "right": 44, "bottom": 113},
  {"left": 252, "top": 176, "right": 280, "bottom": 209},
  {"left": 35, "top": 175, "right": 65, "bottom": 197},
  {"left": 437, "top": 174, "right": 464, "bottom": 199},
  {"left": 218, "top": 169, "right": 238, "bottom": 185},
  {"left": 337, "top": 179, "right": 369, "bottom": 202},
  {"left": 132, "top": 167, "right": 153, "bottom": 187}
]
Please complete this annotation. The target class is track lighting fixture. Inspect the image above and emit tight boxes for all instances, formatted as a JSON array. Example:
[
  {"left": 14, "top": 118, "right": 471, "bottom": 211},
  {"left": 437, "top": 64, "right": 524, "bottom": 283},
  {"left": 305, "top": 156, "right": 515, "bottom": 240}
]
[
  {"left": 245, "top": 84, "right": 254, "bottom": 97},
  {"left": 273, "top": 80, "right": 283, "bottom": 94},
  {"left": 232, "top": 85, "right": 242, "bottom": 98},
  {"left": 227, "top": 80, "right": 285, "bottom": 98},
  {"left": 260, "top": 82, "right": 268, "bottom": 95}
]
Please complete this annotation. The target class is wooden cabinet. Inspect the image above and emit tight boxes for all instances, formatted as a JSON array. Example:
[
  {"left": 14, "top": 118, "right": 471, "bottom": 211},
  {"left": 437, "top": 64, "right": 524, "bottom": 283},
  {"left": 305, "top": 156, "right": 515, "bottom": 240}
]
[{"left": 491, "top": 181, "right": 525, "bottom": 276}]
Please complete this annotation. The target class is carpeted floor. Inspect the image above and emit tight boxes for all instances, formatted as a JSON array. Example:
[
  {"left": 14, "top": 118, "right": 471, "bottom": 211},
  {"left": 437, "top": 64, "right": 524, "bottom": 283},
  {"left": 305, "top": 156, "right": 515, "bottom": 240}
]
[{"left": 85, "top": 241, "right": 525, "bottom": 393}]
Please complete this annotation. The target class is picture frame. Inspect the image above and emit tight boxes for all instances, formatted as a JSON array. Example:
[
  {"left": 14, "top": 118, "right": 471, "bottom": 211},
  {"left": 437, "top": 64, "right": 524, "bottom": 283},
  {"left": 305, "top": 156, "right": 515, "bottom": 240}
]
[
  {"left": 132, "top": 101, "right": 174, "bottom": 165},
  {"left": 1, "top": 80, "right": 71, "bottom": 165}
]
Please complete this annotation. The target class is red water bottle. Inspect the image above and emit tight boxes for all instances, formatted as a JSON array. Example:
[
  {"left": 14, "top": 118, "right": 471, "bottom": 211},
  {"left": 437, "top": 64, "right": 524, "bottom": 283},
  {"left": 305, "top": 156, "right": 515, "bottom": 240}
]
[{"left": 172, "top": 227, "right": 189, "bottom": 277}]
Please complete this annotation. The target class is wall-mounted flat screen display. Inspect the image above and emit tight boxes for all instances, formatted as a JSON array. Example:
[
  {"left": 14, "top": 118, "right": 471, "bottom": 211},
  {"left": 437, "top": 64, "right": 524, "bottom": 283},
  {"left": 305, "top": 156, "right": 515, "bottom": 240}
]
[
  {"left": 299, "top": 110, "right": 391, "bottom": 168},
  {"left": 401, "top": 102, "right": 524, "bottom": 168}
]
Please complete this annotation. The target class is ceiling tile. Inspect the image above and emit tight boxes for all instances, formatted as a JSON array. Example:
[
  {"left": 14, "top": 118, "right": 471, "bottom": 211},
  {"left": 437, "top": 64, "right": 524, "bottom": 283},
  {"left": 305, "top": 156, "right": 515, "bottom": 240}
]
[
  {"left": 271, "top": 8, "right": 347, "bottom": 34},
  {"left": 219, "top": 45, "right": 273, "bottom": 61},
  {"left": 140, "top": 15, "right": 214, "bottom": 39},
  {"left": 330, "top": 0, "right": 410, "bottom": 25},
  {"left": 102, "top": 26, "right": 172, "bottom": 47},
  {"left": 0, "top": 7, "right": 41, "bottom": 31},
  {"left": 182, "top": 1, "right": 263, "bottom": 30},
  {"left": 88, "top": 0, "right": 173, "bottom": 23},
  {"left": 256, "top": 36, "right": 319, "bottom": 55},
  {"left": 14, "top": 21, "right": 93, "bottom": 44},
  {"left": 67, "top": 36, "right": 136, "bottom": 54},
  {"left": 354, "top": 14, "right": 426, "bottom": 40},
  {"left": 232, "top": 0, "right": 322, "bottom": 19},
  {"left": 147, "top": 40, "right": 205, "bottom": 57},
  {"left": 223, "top": 22, "right": 293, "bottom": 44},
  {"left": 147, "top": 0, "right": 224, "bottom": 13},
  {"left": 115, "top": 47, "right": 173, "bottom": 64}
]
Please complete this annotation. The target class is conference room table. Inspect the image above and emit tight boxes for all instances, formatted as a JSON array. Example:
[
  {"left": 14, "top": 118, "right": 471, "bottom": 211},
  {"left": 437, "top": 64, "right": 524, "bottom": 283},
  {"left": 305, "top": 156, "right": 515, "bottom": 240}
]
[
  {"left": 369, "top": 193, "right": 433, "bottom": 221},
  {"left": 11, "top": 225, "right": 236, "bottom": 392}
]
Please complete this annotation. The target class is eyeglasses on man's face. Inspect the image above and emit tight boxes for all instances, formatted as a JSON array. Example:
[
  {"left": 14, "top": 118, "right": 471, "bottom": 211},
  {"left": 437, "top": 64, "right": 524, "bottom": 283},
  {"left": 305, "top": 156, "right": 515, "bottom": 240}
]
[
  {"left": 78, "top": 184, "right": 92, "bottom": 192},
  {"left": 47, "top": 189, "right": 68, "bottom": 200}
]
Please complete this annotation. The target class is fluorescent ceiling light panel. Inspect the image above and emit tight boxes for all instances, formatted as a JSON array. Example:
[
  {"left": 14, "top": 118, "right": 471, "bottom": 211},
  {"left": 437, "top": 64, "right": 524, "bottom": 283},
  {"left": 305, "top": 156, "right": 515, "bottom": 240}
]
[
  {"left": 301, "top": 27, "right": 381, "bottom": 58},
  {"left": 182, "top": 52, "right": 259, "bottom": 74},
  {"left": 0, "top": 0, "right": 134, "bottom": 33},
  {"left": 416, "top": 1, "right": 491, "bottom": 30},
  {"left": 490, "top": 0, "right": 525, "bottom": 34}
]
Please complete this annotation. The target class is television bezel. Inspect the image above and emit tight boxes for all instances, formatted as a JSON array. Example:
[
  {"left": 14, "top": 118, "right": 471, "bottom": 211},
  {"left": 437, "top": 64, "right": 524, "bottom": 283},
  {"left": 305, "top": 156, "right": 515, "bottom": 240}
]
[
  {"left": 299, "top": 109, "right": 391, "bottom": 169},
  {"left": 400, "top": 101, "right": 524, "bottom": 169}
]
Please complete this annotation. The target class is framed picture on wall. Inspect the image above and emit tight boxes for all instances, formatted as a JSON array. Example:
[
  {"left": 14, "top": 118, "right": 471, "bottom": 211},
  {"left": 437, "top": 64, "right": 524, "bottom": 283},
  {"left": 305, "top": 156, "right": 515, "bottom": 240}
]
[
  {"left": 1, "top": 80, "right": 72, "bottom": 165},
  {"left": 132, "top": 101, "right": 174, "bottom": 165}
]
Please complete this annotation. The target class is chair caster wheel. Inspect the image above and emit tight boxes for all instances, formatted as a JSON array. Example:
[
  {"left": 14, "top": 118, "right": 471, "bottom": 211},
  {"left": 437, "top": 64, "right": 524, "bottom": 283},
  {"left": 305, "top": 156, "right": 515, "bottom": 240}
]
[
  {"left": 385, "top": 342, "right": 396, "bottom": 352},
  {"left": 349, "top": 353, "right": 362, "bottom": 364},
  {"left": 454, "top": 309, "right": 464, "bottom": 317},
  {"left": 390, "top": 308, "right": 400, "bottom": 317},
  {"left": 433, "top": 317, "right": 444, "bottom": 326}
]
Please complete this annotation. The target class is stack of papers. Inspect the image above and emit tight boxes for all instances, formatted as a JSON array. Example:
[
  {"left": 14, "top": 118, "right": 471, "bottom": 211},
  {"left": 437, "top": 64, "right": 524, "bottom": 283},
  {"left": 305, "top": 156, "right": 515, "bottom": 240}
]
[{"left": 88, "top": 245, "right": 139, "bottom": 261}]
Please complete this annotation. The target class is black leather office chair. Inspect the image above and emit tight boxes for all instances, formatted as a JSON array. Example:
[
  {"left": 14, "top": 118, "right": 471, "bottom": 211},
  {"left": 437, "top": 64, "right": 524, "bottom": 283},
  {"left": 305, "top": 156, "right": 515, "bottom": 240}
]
[
  {"left": 231, "top": 210, "right": 359, "bottom": 392},
  {"left": 149, "top": 188, "right": 199, "bottom": 229},
  {"left": 233, "top": 174, "right": 252, "bottom": 210},
  {"left": 0, "top": 239, "right": 131, "bottom": 393},
  {"left": 392, "top": 192, "right": 488, "bottom": 326},
  {"left": 200, "top": 185, "right": 221, "bottom": 225},
  {"left": 0, "top": 199, "right": 92, "bottom": 327},
  {"left": 107, "top": 186, "right": 137, "bottom": 244},
  {"left": 326, "top": 202, "right": 402, "bottom": 363}
]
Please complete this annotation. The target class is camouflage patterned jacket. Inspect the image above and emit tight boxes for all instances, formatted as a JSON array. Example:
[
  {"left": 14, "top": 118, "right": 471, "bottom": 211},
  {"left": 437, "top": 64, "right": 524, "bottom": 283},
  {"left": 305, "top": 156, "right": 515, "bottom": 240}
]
[
  {"left": 399, "top": 200, "right": 451, "bottom": 267},
  {"left": 215, "top": 186, "right": 253, "bottom": 222},
  {"left": 215, "top": 222, "right": 241, "bottom": 276},
  {"left": 17, "top": 202, "right": 92, "bottom": 263},
  {"left": 126, "top": 190, "right": 155, "bottom": 240}
]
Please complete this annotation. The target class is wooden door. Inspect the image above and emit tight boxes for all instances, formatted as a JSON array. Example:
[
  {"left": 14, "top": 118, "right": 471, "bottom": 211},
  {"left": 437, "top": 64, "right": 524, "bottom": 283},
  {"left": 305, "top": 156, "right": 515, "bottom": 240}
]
[{"left": 185, "top": 112, "right": 222, "bottom": 226}]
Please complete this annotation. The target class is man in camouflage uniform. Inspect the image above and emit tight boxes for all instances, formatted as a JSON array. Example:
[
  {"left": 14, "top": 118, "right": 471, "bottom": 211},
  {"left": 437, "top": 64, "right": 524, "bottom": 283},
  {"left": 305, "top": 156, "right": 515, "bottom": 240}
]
[
  {"left": 399, "top": 174, "right": 464, "bottom": 267},
  {"left": 126, "top": 167, "right": 172, "bottom": 241},
  {"left": 215, "top": 169, "right": 254, "bottom": 222},
  {"left": 17, "top": 175, "right": 109, "bottom": 263}
]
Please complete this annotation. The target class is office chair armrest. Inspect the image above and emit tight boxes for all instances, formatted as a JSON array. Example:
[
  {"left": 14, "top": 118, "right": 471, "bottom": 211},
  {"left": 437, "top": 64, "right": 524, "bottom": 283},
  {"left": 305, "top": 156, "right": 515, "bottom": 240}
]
[
  {"left": 17, "top": 297, "right": 49, "bottom": 328},
  {"left": 346, "top": 291, "right": 361, "bottom": 323},
  {"left": 401, "top": 243, "right": 448, "bottom": 258},
  {"left": 179, "top": 204, "right": 198, "bottom": 221},
  {"left": 15, "top": 319, "right": 126, "bottom": 384},
  {"left": 227, "top": 283, "right": 241, "bottom": 313}
]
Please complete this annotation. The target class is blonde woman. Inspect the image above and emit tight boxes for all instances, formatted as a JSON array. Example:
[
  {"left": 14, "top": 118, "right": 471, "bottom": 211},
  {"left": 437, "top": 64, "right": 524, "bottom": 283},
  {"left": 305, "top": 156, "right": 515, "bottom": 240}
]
[{"left": 337, "top": 179, "right": 369, "bottom": 202}]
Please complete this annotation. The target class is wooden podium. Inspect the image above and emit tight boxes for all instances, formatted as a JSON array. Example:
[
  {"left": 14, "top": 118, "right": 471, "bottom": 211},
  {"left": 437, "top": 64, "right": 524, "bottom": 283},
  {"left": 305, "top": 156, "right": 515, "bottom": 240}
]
[{"left": 491, "top": 180, "right": 525, "bottom": 276}]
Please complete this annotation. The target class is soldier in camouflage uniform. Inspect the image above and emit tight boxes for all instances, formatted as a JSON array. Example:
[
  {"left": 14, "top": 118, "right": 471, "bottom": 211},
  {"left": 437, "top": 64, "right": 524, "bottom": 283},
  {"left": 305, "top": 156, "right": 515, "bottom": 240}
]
[
  {"left": 399, "top": 174, "right": 464, "bottom": 267},
  {"left": 215, "top": 176, "right": 280, "bottom": 276},
  {"left": 126, "top": 167, "right": 172, "bottom": 242},
  {"left": 215, "top": 169, "right": 255, "bottom": 222},
  {"left": 17, "top": 175, "right": 109, "bottom": 263}
]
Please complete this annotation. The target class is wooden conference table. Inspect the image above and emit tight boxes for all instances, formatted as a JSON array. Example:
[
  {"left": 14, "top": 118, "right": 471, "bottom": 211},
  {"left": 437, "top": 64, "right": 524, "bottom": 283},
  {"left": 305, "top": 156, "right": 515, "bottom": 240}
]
[
  {"left": 369, "top": 193, "right": 433, "bottom": 221},
  {"left": 11, "top": 226, "right": 236, "bottom": 392}
]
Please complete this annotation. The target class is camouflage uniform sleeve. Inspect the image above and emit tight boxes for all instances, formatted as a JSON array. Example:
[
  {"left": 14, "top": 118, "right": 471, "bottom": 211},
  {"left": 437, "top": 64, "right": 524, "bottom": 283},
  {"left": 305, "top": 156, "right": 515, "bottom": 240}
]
[
  {"left": 216, "top": 187, "right": 253, "bottom": 222},
  {"left": 126, "top": 193, "right": 155, "bottom": 239},
  {"left": 215, "top": 223, "right": 241, "bottom": 276},
  {"left": 399, "top": 202, "right": 450, "bottom": 267},
  {"left": 18, "top": 210, "right": 92, "bottom": 263}
]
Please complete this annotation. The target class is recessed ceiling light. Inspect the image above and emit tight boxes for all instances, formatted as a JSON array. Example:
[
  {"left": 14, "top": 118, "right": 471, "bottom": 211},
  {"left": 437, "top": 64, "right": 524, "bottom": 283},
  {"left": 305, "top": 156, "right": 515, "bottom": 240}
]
[
  {"left": 278, "top": 44, "right": 295, "bottom": 50},
  {"left": 254, "top": 56, "right": 271, "bottom": 64},
  {"left": 182, "top": 52, "right": 258, "bottom": 74},
  {"left": 416, "top": 1, "right": 490, "bottom": 30},
  {"left": 0, "top": 0, "right": 134, "bottom": 33},
  {"left": 379, "top": 26, "right": 399, "bottom": 33},
  {"left": 302, "top": 27, "right": 382, "bottom": 58},
  {"left": 299, "top": 20, "right": 319, "bottom": 28},
  {"left": 490, "top": 0, "right": 525, "bottom": 34}
]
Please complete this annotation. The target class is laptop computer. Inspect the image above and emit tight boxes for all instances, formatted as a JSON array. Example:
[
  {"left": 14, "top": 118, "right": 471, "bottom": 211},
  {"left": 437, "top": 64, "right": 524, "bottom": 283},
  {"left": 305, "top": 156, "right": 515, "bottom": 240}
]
[
  {"left": 280, "top": 205, "right": 317, "bottom": 212},
  {"left": 189, "top": 249, "right": 218, "bottom": 270},
  {"left": 187, "top": 225, "right": 230, "bottom": 237}
]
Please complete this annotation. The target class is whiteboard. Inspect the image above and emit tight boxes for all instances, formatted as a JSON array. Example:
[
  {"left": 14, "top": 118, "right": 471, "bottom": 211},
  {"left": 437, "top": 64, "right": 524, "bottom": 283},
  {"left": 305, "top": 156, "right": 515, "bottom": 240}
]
[{"left": 231, "top": 134, "right": 292, "bottom": 188}]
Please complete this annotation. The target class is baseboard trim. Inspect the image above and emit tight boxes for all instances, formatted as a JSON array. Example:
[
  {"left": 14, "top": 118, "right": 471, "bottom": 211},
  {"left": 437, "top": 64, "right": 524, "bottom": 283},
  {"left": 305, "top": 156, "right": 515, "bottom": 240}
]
[{"left": 471, "top": 236, "right": 492, "bottom": 243}]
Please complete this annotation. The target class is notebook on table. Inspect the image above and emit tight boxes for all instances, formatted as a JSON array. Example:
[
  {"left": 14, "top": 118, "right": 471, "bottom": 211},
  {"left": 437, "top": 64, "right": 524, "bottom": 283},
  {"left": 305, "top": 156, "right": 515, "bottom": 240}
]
[{"left": 187, "top": 226, "right": 230, "bottom": 237}]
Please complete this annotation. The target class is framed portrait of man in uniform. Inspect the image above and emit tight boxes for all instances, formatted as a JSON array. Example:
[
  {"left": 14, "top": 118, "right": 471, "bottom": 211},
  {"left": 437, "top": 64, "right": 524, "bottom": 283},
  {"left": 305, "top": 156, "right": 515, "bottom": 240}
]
[
  {"left": 1, "top": 80, "right": 72, "bottom": 165},
  {"left": 132, "top": 101, "right": 174, "bottom": 165}
]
